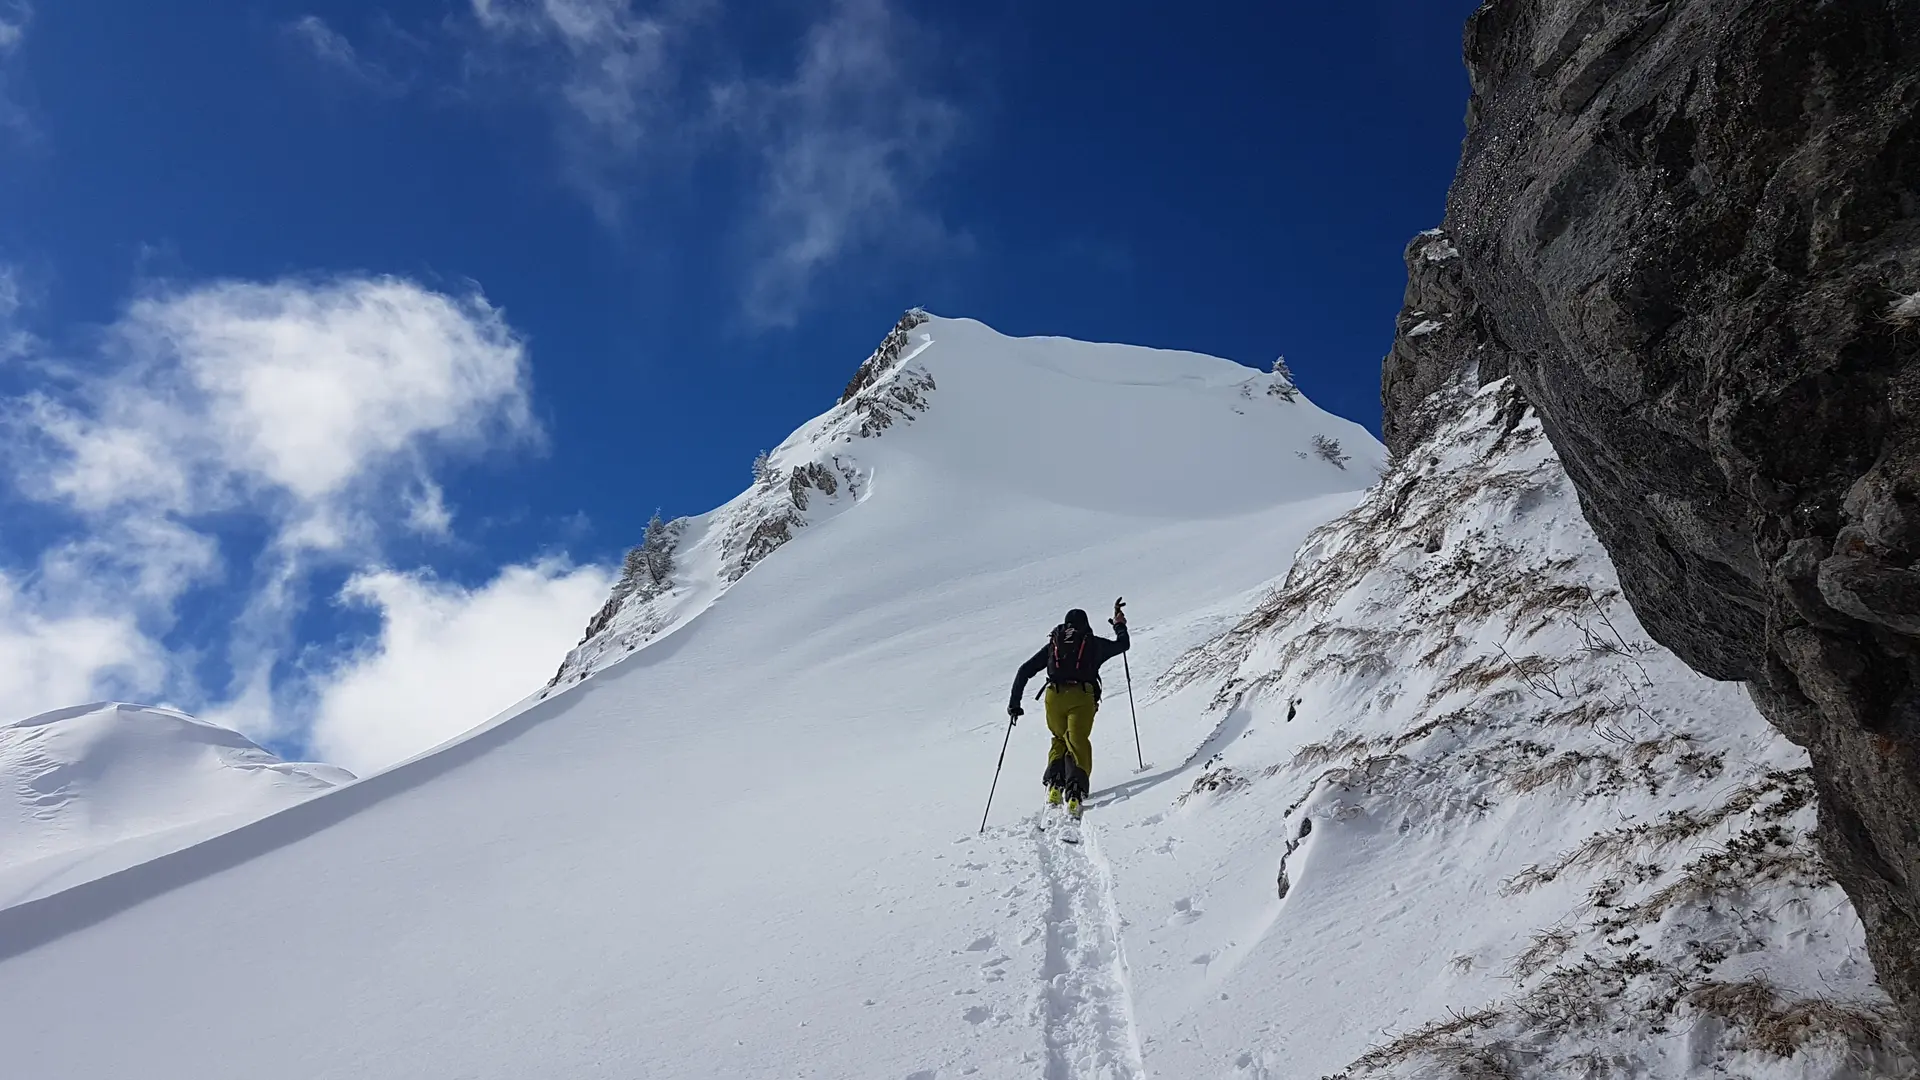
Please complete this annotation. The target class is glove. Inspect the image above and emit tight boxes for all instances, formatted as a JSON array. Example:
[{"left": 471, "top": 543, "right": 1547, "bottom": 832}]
[
  {"left": 1111, "top": 596, "right": 1127, "bottom": 627},
  {"left": 1009, "top": 705, "right": 1024, "bottom": 721}
]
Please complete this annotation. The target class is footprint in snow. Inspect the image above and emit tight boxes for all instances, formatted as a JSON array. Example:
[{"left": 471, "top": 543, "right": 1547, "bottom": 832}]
[
  {"left": 1167, "top": 898, "right": 1203, "bottom": 925},
  {"left": 965, "top": 935, "right": 995, "bottom": 952},
  {"left": 963, "top": 1005, "right": 993, "bottom": 1025}
]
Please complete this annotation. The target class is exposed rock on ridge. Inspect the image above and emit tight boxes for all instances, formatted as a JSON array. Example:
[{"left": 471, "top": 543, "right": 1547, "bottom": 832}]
[
  {"left": 1416, "top": 0, "right": 1920, "bottom": 1029},
  {"left": 1380, "top": 227, "right": 1513, "bottom": 456},
  {"left": 547, "top": 310, "right": 936, "bottom": 689}
]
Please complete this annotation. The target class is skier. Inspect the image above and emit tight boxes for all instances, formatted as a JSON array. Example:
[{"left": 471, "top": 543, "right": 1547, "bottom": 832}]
[{"left": 1008, "top": 599, "right": 1130, "bottom": 819}]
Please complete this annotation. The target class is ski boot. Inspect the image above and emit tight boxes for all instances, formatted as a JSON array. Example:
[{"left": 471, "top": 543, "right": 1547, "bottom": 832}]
[
  {"left": 1047, "top": 786, "right": 1064, "bottom": 807},
  {"left": 1066, "top": 797, "right": 1083, "bottom": 820}
]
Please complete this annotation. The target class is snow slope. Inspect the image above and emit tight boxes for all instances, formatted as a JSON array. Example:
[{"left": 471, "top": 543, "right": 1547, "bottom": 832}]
[
  {"left": 0, "top": 702, "right": 350, "bottom": 909},
  {"left": 0, "top": 316, "right": 1897, "bottom": 1080},
  {"left": 1123, "top": 377, "right": 1907, "bottom": 1078},
  {"left": 0, "top": 315, "right": 1381, "bottom": 1080}
]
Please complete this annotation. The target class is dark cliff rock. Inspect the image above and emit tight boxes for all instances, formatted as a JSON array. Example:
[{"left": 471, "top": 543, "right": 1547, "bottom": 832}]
[
  {"left": 1413, "top": 0, "right": 1920, "bottom": 1029},
  {"left": 1380, "top": 227, "right": 1515, "bottom": 457}
]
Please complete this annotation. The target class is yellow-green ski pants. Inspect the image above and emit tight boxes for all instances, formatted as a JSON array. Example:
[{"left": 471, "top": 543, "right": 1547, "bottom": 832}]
[{"left": 1045, "top": 684, "right": 1098, "bottom": 791}]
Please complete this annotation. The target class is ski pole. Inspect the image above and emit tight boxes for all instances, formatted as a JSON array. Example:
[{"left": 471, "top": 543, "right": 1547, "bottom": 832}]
[
  {"left": 1122, "top": 651, "right": 1145, "bottom": 771},
  {"left": 1115, "top": 596, "right": 1145, "bottom": 771},
  {"left": 979, "top": 711, "right": 1016, "bottom": 834}
]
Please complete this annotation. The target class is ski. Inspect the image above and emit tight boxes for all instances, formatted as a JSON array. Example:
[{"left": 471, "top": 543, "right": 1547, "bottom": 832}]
[{"left": 1057, "top": 804, "right": 1083, "bottom": 844}]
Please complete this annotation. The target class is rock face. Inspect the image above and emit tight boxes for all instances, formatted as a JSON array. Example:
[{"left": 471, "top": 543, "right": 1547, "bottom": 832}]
[
  {"left": 1380, "top": 228, "right": 1512, "bottom": 456},
  {"left": 1419, "top": 0, "right": 1920, "bottom": 1030}
]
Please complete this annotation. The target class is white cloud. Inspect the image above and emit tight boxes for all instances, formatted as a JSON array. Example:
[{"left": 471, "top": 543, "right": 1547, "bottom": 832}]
[
  {"left": 0, "top": 274, "right": 558, "bottom": 746},
  {"left": 0, "top": 569, "right": 169, "bottom": 723},
  {"left": 309, "top": 560, "right": 612, "bottom": 773},
  {"left": 13, "top": 276, "right": 534, "bottom": 534}
]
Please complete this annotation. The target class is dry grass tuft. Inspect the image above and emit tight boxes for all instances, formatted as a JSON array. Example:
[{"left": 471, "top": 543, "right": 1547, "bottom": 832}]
[
  {"left": 1510, "top": 928, "right": 1576, "bottom": 980},
  {"left": 1508, "top": 750, "right": 1622, "bottom": 794},
  {"left": 1175, "top": 766, "right": 1249, "bottom": 806},
  {"left": 1500, "top": 771, "right": 1816, "bottom": 896},
  {"left": 1601, "top": 826, "right": 1824, "bottom": 930},
  {"left": 1342, "top": 1007, "right": 1505, "bottom": 1074},
  {"left": 1689, "top": 979, "right": 1895, "bottom": 1058},
  {"left": 1293, "top": 733, "right": 1374, "bottom": 770},
  {"left": 1884, "top": 290, "right": 1920, "bottom": 328}
]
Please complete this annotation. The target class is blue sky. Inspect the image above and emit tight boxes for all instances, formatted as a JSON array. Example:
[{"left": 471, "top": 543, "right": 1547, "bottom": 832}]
[{"left": 0, "top": 0, "right": 1479, "bottom": 769}]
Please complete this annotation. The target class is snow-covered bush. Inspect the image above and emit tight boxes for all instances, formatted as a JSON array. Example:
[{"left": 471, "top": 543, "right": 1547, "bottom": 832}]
[{"left": 1312, "top": 433, "right": 1350, "bottom": 469}]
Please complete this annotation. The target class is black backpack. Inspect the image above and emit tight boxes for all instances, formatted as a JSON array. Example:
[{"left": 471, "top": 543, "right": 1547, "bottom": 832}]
[{"left": 1047, "top": 623, "right": 1102, "bottom": 689}]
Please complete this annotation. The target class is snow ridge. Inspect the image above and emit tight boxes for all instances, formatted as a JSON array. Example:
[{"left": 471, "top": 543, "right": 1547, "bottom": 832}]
[{"left": 547, "top": 310, "right": 937, "bottom": 688}]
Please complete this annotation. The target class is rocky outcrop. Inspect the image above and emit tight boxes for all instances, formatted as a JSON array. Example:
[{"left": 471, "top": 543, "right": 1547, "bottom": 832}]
[
  {"left": 1380, "top": 228, "right": 1514, "bottom": 457},
  {"left": 1419, "top": 0, "right": 1920, "bottom": 1030}
]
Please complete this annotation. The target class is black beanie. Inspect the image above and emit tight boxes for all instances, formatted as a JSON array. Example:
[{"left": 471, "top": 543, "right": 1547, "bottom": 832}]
[{"left": 1064, "top": 608, "right": 1091, "bottom": 632}]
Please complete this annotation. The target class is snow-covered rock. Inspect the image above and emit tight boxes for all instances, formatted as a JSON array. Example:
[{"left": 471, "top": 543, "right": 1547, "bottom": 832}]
[{"left": 0, "top": 702, "right": 350, "bottom": 909}]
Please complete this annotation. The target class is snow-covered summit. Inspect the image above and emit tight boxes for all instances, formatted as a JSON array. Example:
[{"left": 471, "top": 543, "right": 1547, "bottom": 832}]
[
  {"left": 0, "top": 701, "right": 351, "bottom": 909},
  {"left": 552, "top": 312, "right": 1380, "bottom": 686}
]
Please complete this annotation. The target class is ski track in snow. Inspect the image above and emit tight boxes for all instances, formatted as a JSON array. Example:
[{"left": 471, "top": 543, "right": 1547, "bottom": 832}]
[{"left": 1033, "top": 816, "right": 1147, "bottom": 1080}]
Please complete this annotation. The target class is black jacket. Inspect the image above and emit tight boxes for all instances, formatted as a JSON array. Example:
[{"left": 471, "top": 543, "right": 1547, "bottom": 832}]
[{"left": 1010, "top": 622, "right": 1130, "bottom": 711}]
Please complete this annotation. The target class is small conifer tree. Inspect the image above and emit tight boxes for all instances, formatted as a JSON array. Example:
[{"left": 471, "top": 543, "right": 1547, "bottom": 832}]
[
  {"left": 1311, "top": 434, "right": 1350, "bottom": 470},
  {"left": 1268, "top": 355, "right": 1299, "bottom": 401}
]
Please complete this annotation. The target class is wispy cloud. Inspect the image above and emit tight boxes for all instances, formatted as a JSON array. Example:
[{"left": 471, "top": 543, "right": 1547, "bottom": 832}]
[
  {"left": 0, "top": 263, "right": 33, "bottom": 361},
  {"left": 725, "top": 0, "right": 961, "bottom": 326},
  {"left": 465, "top": 0, "right": 714, "bottom": 217},
  {"left": 0, "top": 2, "right": 33, "bottom": 136},
  {"left": 0, "top": 3, "right": 23, "bottom": 52},
  {"left": 285, "top": 15, "right": 408, "bottom": 95},
  {"left": 461, "top": 0, "right": 962, "bottom": 323}
]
